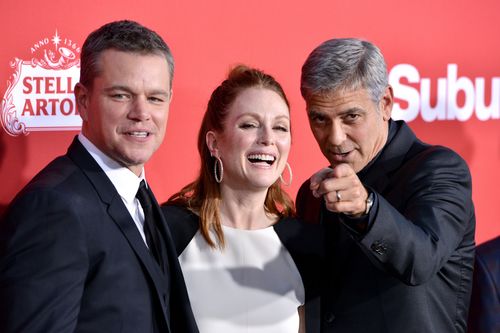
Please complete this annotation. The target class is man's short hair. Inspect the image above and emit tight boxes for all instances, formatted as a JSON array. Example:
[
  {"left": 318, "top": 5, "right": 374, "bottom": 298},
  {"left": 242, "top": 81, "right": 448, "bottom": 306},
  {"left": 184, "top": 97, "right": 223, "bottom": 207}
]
[
  {"left": 79, "top": 20, "right": 174, "bottom": 88},
  {"left": 301, "top": 38, "right": 388, "bottom": 103}
]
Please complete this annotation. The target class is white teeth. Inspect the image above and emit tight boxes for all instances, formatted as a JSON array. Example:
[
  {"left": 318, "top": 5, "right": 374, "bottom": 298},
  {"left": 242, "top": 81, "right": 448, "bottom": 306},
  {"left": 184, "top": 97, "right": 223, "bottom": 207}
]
[
  {"left": 129, "top": 131, "right": 148, "bottom": 137},
  {"left": 247, "top": 154, "right": 275, "bottom": 162}
]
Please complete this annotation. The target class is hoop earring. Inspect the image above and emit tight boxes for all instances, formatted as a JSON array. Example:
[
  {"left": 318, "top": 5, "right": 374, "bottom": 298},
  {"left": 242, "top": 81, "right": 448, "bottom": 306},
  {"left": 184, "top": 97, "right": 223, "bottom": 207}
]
[
  {"left": 214, "top": 156, "right": 224, "bottom": 183},
  {"left": 279, "top": 162, "right": 292, "bottom": 186}
]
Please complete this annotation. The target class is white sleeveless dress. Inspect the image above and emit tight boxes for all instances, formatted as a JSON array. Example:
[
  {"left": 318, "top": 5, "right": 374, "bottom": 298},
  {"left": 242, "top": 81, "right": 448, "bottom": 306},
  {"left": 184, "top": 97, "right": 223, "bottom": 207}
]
[{"left": 179, "top": 225, "right": 305, "bottom": 333}]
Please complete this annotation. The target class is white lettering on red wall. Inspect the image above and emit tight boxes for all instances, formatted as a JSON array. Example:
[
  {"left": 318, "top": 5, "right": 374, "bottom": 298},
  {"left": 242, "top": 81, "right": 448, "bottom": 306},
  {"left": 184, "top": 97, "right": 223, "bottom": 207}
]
[
  {"left": 1, "top": 30, "right": 81, "bottom": 136},
  {"left": 389, "top": 64, "right": 500, "bottom": 122}
]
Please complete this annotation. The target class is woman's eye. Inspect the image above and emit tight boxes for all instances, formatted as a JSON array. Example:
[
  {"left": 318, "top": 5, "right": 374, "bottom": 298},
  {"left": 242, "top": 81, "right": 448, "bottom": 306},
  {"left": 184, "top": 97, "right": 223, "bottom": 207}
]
[
  {"left": 274, "top": 125, "right": 289, "bottom": 132},
  {"left": 240, "top": 123, "right": 258, "bottom": 129}
]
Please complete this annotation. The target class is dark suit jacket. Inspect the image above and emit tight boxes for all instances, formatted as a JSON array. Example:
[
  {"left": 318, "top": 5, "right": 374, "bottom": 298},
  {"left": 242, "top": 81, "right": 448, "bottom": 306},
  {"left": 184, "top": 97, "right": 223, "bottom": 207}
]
[
  {"left": 0, "top": 137, "right": 198, "bottom": 333},
  {"left": 161, "top": 205, "right": 324, "bottom": 333},
  {"left": 467, "top": 236, "right": 500, "bottom": 333},
  {"left": 296, "top": 120, "right": 475, "bottom": 333}
]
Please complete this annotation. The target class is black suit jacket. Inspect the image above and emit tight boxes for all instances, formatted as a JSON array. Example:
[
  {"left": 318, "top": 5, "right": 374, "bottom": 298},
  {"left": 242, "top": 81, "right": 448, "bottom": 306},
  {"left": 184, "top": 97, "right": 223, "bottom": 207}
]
[
  {"left": 467, "top": 236, "right": 500, "bottom": 333},
  {"left": 0, "top": 137, "right": 198, "bottom": 333},
  {"left": 161, "top": 205, "right": 324, "bottom": 333},
  {"left": 297, "top": 120, "right": 475, "bottom": 333}
]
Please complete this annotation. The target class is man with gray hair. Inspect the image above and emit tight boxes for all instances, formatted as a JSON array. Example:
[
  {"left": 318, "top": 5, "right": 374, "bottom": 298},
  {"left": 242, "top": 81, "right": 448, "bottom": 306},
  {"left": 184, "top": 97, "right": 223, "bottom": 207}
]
[{"left": 296, "top": 38, "right": 475, "bottom": 332}]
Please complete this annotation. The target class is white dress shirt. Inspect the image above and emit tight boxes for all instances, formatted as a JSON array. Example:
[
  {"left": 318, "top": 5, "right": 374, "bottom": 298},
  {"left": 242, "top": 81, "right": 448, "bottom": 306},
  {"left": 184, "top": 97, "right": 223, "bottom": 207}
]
[{"left": 78, "top": 133, "right": 148, "bottom": 245}]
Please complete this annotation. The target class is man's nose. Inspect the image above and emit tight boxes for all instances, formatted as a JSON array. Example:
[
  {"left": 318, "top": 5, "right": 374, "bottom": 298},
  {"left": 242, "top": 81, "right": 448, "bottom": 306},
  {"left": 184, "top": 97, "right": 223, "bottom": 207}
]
[
  {"left": 128, "top": 97, "right": 150, "bottom": 121},
  {"left": 328, "top": 121, "right": 346, "bottom": 146}
]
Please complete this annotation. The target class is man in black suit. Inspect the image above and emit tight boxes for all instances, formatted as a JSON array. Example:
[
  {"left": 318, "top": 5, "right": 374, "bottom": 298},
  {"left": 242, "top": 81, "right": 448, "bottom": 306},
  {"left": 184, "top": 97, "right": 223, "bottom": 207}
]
[
  {"left": 297, "top": 38, "right": 475, "bottom": 333},
  {"left": 0, "top": 20, "right": 198, "bottom": 333},
  {"left": 467, "top": 235, "right": 500, "bottom": 333}
]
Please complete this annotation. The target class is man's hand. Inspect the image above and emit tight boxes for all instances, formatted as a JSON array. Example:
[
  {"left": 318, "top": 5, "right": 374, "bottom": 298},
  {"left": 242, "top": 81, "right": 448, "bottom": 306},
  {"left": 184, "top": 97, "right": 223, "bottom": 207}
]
[{"left": 310, "top": 164, "right": 369, "bottom": 217}]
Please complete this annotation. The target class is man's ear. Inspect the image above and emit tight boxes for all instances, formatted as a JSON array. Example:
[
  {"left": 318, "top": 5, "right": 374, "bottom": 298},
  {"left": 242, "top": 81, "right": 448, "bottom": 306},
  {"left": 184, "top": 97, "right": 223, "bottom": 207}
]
[
  {"left": 380, "top": 85, "right": 394, "bottom": 121},
  {"left": 206, "top": 130, "right": 219, "bottom": 157},
  {"left": 75, "top": 83, "right": 90, "bottom": 121}
]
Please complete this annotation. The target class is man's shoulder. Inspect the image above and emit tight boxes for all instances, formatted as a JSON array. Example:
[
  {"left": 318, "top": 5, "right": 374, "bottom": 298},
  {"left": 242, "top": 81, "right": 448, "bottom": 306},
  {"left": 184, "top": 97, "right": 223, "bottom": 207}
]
[
  {"left": 476, "top": 236, "right": 500, "bottom": 264},
  {"left": 3, "top": 155, "right": 92, "bottom": 219},
  {"left": 473, "top": 236, "right": 500, "bottom": 292},
  {"left": 400, "top": 143, "right": 472, "bottom": 186},
  {"left": 1, "top": 153, "right": 98, "bottom": 238},
  {"left": 6, "top": 139, "right": 109, "bottom": 216},
  {"left": 15, "top": 137, "right": 88, "bottom": 194},
  {"left": 394, "top": 121, "right": 469, "bottom": 171},
  {"left": 410, "top": 141, "right": 465, "bottom": 164},
  {"left": 10, "top": 154, "right": 73, "bottom": 200},
  {"left": 27, "top": 151, "right": 100, "bottom": 200}
]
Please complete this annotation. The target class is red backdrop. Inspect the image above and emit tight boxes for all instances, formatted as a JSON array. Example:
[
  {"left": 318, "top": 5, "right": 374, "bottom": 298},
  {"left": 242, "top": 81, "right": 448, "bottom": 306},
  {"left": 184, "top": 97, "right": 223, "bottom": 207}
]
[{"left": 0, "top": 0, "right": 498, "bottom": 244}]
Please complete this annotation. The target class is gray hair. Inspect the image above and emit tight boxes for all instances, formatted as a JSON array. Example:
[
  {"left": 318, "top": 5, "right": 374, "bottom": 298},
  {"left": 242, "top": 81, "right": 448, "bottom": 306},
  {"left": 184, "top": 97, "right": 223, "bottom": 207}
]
[
  {"left": 301, "top": 38, "right": 388, "bottom": 103},
  {"left": 80, "top": 20, "right": 174, "bottom": 89}
]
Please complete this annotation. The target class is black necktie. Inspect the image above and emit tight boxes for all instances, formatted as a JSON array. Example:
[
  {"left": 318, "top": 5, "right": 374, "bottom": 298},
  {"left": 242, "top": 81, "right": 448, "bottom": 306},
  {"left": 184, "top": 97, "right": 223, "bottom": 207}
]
[{"left": 136, "top": 180, "right": 164, "bottom": 270}]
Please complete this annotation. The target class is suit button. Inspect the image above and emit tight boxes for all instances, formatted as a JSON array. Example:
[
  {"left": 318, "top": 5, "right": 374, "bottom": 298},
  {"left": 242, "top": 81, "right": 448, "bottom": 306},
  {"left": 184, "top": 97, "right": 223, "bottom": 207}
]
[
  {"left": 371, "top": 241, "right": 387, "bottom": 255},
  {"left": 325, "top": 312, "right": 335, "bottom": 323}
]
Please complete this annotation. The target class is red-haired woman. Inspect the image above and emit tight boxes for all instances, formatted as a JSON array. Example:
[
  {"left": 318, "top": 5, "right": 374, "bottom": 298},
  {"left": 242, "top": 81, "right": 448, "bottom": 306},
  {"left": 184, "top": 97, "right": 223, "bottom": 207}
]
[{"left": 162, "top": 65, "right": 321, "bottom": 333}]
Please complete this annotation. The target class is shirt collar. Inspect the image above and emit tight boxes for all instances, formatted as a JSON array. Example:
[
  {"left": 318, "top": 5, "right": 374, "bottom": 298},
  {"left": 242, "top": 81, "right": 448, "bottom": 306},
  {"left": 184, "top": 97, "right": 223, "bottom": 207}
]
[{"left": 78, "top": 133, "right": 146, "bottom": 204}]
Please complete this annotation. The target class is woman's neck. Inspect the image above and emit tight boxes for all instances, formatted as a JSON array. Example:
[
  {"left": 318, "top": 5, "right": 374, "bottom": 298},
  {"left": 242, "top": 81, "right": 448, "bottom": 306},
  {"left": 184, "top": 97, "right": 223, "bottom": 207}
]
[{"left": 218, "top": 185, "right": 277, "bottom": 230}]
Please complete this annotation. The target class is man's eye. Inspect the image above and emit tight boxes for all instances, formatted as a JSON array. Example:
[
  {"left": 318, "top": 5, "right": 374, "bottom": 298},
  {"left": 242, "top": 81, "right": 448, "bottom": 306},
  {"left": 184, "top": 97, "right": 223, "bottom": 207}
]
[
  {"left": 344, "top": 114, "right": 360, "bottom": 122},
  {"left": 148, "top": 97, "right": 164, "bottom": 103},
  {"left": 310, "top": 114, "right": 326, "bottom": 124},
  {"left": 111, "top": 94, "right": 129, "bottom": 100}
]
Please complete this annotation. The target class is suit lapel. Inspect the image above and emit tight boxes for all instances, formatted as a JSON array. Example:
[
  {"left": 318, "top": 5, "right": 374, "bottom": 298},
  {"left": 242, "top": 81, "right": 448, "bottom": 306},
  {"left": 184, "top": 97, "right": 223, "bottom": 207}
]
[
  {"left": 66, "top": 137, "right": 171, "bottom": 331},
  {"left": 360, "top": 120, "right": 417, "bottom": 193}
]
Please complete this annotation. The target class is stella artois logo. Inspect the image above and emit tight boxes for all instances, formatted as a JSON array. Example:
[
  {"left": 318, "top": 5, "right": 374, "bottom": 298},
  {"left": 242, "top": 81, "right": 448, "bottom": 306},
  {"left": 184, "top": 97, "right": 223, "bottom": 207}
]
[{"left": 1, "top": 30, "right": 81, "bottom": 136}]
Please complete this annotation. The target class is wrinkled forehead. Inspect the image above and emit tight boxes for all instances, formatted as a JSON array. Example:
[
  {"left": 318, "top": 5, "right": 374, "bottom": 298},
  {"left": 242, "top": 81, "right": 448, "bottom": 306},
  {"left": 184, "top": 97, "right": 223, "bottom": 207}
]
[
  {"left": 304, "top": 76, "right": 386, "bottom": 105},
  {"left": 93, "top": 49, "right": 171, "bottom": 79},
  {"left": 306, "top": 87, "right": 375, "bottom": 110}
]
